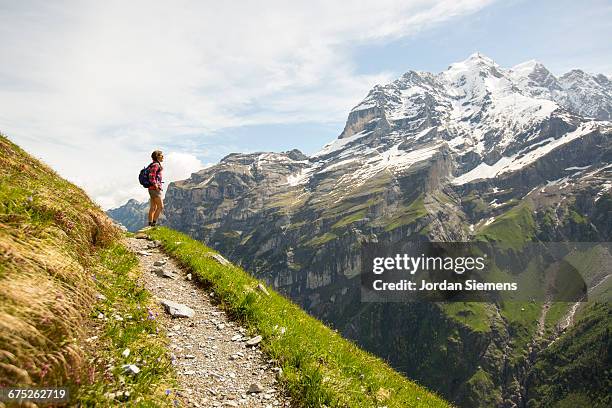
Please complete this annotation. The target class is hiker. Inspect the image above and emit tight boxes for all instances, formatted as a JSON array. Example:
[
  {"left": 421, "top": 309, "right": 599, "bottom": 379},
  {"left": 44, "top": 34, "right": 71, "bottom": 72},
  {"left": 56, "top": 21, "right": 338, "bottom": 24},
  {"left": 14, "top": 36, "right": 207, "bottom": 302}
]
[{"left": 147, "top": 150, "right": 164, "bottom": 227}]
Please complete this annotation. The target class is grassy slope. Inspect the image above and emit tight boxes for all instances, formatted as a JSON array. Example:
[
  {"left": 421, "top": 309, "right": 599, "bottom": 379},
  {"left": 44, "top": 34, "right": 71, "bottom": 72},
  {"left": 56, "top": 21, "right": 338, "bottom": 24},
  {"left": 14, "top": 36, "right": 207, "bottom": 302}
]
[
  {"left": 382, "top": 194, "right": 428, "bottom": 232},
  {"left": 0, "top": 135, "right": 175, "bottom": 405},
  {"left": 147, "top": 227, "right": 451, "bottom": 408},
  {"left": 527, "top": 302, "right": 611, "bottom": 408},
  {"left": 476, "top": 202, "right": 536, "bottom": 251}
]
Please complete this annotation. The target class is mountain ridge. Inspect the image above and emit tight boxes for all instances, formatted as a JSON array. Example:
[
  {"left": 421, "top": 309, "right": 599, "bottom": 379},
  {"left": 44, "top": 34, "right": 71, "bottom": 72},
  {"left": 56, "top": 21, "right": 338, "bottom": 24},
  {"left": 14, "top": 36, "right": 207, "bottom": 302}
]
[{"left": 108, "top": 53, "right": 612, "bottom": 407}]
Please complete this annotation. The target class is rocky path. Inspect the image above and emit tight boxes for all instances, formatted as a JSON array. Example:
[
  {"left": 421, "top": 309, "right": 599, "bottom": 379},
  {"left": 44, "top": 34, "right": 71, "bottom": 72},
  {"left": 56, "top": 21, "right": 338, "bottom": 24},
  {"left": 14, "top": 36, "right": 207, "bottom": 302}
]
[{"left": 125, "top": 236, "right": 290, "bottom": 408}]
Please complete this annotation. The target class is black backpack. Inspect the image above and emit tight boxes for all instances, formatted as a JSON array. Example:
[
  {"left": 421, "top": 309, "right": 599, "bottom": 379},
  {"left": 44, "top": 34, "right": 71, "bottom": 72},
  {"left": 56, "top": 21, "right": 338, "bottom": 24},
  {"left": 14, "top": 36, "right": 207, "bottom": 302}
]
[{"left": 138, "top": 163, "right": 155, "bottom": 188}]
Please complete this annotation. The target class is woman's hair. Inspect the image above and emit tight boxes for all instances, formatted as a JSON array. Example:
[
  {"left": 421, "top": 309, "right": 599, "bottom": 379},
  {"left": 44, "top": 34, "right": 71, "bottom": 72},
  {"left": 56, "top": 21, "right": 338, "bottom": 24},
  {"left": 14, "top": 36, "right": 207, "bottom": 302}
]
[{"left": 151, "top": 150, "right": 163, "bottom": 161}]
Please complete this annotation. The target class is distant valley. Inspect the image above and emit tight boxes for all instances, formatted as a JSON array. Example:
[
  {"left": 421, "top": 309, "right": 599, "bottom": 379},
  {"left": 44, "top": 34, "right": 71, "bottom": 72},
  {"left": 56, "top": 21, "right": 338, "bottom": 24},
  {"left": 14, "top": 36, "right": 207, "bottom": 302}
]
[{"left": 109, "top": 54, "right": 612, "bottom": 408}]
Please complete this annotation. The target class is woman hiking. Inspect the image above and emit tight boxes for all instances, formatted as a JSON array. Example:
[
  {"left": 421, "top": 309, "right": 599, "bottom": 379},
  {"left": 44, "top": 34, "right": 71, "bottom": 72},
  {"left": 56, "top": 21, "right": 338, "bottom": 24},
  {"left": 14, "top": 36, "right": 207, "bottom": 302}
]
[{"left": 147, "top": 150, "right": 164, "bottom": 227}]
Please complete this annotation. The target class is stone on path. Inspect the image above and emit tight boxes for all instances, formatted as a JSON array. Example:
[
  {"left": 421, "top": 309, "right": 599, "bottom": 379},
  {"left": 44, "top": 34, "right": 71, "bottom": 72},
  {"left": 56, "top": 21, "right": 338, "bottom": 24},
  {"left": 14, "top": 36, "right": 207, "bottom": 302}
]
[
  {"left": 160, "top": 299, "right": 195, "bottom": 318},
  {"left": 247, "top": 382, "right": 264, "bottom": 393},
  {"left": 126, "top": 236, "right": 289, "bottom": 407},
  {"left": 153, "top": 268, "right": 177, "bottom": 279},
  {"left": 245, "top": 335, "right": 262, "bottom": 347},
  {"left": 162, "top": 270, "right": 177, "bottom": 279}
]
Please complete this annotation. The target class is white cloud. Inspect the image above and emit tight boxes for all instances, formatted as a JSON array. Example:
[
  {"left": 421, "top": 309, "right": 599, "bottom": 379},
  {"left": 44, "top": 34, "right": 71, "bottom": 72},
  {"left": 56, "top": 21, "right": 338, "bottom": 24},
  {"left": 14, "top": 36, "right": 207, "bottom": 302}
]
[
  {"left": 162, "top": 152, "right": 207, "bottom": 186},
  {"left": 0, "top": 0, "right": 494, "bottom": 209}
]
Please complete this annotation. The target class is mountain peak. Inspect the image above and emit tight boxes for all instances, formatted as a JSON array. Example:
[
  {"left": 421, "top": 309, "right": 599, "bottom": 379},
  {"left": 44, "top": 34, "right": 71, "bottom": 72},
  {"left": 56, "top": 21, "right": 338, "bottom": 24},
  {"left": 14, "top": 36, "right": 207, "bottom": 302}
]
[
  {"left": 466, "top": 52, "right": 495, "bottom": 62},
  {"left": 448, "top": 52, "right": 498, "bottom": 70},
  {"left": 511, "top": 59, "right": 546, "bottom": 75},
  {"left": 443, "top": 52, "right": 503, "bottom": 85}
]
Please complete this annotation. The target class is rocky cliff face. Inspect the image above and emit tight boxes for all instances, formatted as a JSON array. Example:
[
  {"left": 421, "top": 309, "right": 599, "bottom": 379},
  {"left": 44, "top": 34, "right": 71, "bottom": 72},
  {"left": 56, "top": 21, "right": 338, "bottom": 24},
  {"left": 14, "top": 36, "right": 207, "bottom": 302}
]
[
  {"left": 112, "top": 54, "right": 612, "bottom": 407},
  {"left": 107, "top": 199, "right": 148, "bottom": 232}
]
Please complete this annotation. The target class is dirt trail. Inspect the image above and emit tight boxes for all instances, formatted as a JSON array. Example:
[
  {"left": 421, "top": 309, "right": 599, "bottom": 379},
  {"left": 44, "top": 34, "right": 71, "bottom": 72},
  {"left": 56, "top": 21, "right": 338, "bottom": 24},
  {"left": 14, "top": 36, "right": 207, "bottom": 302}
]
[{"left": 125, "top": 236, "right": 290, "bottom": 408}]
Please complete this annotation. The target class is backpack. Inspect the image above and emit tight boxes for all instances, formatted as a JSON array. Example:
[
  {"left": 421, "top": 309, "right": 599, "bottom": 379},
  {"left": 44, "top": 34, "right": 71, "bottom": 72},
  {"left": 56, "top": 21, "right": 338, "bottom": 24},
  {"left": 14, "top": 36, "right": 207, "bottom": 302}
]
[{"left": 138, "top": 163, "right": 155, "bottom": 188}]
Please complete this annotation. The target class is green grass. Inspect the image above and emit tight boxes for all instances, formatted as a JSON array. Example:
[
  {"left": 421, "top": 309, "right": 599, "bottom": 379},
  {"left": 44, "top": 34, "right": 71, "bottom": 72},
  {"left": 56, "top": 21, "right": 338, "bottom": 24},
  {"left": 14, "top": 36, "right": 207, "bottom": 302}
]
[
  {"left": 499, "top": 301, "right": 541, "bottom": 362},
  {"left": 305, "top": 231, "right": 339, "bottom": 247},
  {"left": 383, "top": 194, "right": 428, "bottom": 232},
  {"left": 0, "top": 134, "right": 176, "bottom": 406},
  {"left": 441, "top": 303, "right": 493, "bottom": 333},
  {"left": 147, "top": 227, "right": 451, "bottom": 408},
  {"left": 527, "top": 303, "right": 611, "bottom": 407},
  {"left": 462, "top": 368, "right": 501, "bottom": 407},
  {"left": 544, "top": 302, "right": 572, "bottom": 334},
  {"left": 461, "top": 192, "right": 488, "bottom": 217},
  {"left": 477, "top": 202, "right": 536, "bottom": 251},
  {"left": 76, "top": 243, "right": 177, "bottom": 406},
  {"left": 331, "top": 210, "right": 367, "bottom": 230},
  {"left": 568, "top": 209, "right": 587, "bottom": 224}
]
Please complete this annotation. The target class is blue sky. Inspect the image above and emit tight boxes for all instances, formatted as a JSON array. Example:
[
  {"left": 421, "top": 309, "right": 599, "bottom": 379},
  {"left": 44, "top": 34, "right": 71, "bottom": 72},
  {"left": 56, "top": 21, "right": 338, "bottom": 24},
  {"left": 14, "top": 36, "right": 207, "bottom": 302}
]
[
  {"left": 200, "top": 0, "right": 612, "bottom": 159},
  {"left": 352, "top": 0, "right": 612, "bottom": 76},
  {"left": 0, "top": 0, "right": 610, "bottom": 208}
]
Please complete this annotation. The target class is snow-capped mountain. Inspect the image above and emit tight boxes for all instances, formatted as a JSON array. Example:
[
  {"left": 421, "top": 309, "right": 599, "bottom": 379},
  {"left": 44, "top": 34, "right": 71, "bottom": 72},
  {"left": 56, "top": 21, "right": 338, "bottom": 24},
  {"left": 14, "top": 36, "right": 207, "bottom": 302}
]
[
  {"left": 300, "top": 52, "right": 610, "bottom": 191},
  {"left": 109, "top": 53, "right": 611, "bottom": 408}
]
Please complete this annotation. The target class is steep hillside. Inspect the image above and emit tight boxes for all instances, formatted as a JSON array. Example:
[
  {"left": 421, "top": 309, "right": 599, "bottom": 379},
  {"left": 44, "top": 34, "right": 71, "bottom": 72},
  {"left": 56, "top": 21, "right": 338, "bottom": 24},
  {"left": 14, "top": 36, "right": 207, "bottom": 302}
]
[
  {"left": 139, "top": 54, "right": 612, "bottom": 407},
  {"left": 1, "top": 134, "right": 451, "bottom": 407},
  {"left": 146, "top": 227, "right": 451, "bottom": 408},
  {"left": 0, "top": 135, "right": 176, "bottom": 404},
  {"left": 526, "top": 303, "right": 611, "bottom": 407}
]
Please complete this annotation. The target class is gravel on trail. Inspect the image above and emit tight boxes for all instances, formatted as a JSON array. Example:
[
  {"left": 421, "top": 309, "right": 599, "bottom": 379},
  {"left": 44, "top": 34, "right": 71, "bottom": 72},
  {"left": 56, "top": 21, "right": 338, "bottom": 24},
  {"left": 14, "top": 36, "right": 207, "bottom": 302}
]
[{"left": 126, "top": 236, "right": 291, "bottom": 408}]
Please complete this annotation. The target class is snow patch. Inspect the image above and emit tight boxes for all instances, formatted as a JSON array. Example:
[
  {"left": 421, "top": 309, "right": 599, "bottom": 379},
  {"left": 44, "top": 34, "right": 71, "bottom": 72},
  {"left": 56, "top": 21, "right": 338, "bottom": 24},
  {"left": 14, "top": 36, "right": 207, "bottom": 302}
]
[
  {"left": 564, "top": 165, "right": 591, "bottom": 171},
  {"left": 286, "top": 168, "right": 311, "bottom": 187},
  {"left": 313, "top": 130, "right": 370, "bottom": 158},
  {"left": 452, "top": 124, "right": 595, "bottom": 185}
]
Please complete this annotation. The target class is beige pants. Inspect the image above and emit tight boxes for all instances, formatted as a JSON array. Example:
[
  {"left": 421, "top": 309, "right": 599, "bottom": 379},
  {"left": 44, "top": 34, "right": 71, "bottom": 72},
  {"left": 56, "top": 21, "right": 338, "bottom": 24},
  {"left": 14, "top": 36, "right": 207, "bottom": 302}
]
[{"left": 148, "top": 189, "right": 162, "bottom": 199}]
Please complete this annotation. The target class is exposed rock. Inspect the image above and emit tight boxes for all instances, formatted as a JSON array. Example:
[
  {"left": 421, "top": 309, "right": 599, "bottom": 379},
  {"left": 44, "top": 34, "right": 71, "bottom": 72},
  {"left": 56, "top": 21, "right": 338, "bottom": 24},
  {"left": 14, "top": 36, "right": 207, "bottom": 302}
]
[
  {"left": 160, "top": 299, "right": 195, "bottom": 318},
  {"left": 247, "top": 382, "right": 264, "bottom": 393},
  {"left": 256, "top": 283, "right": 270, "bottom": 296},
  {"left": 211, "top": 253, "right": 230, "bottom": 266},
  {"left": 162, "top": 270, "right": 177, "bottom": 279},
  {"left": 127, "top": 54, "right": 612, "bottom": 408},
  {"left": 245, "top": 335, "right": 262, "bottom": 347},
  {"left": 122, "top": 364, "right": 140, "bottom": 375}
]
